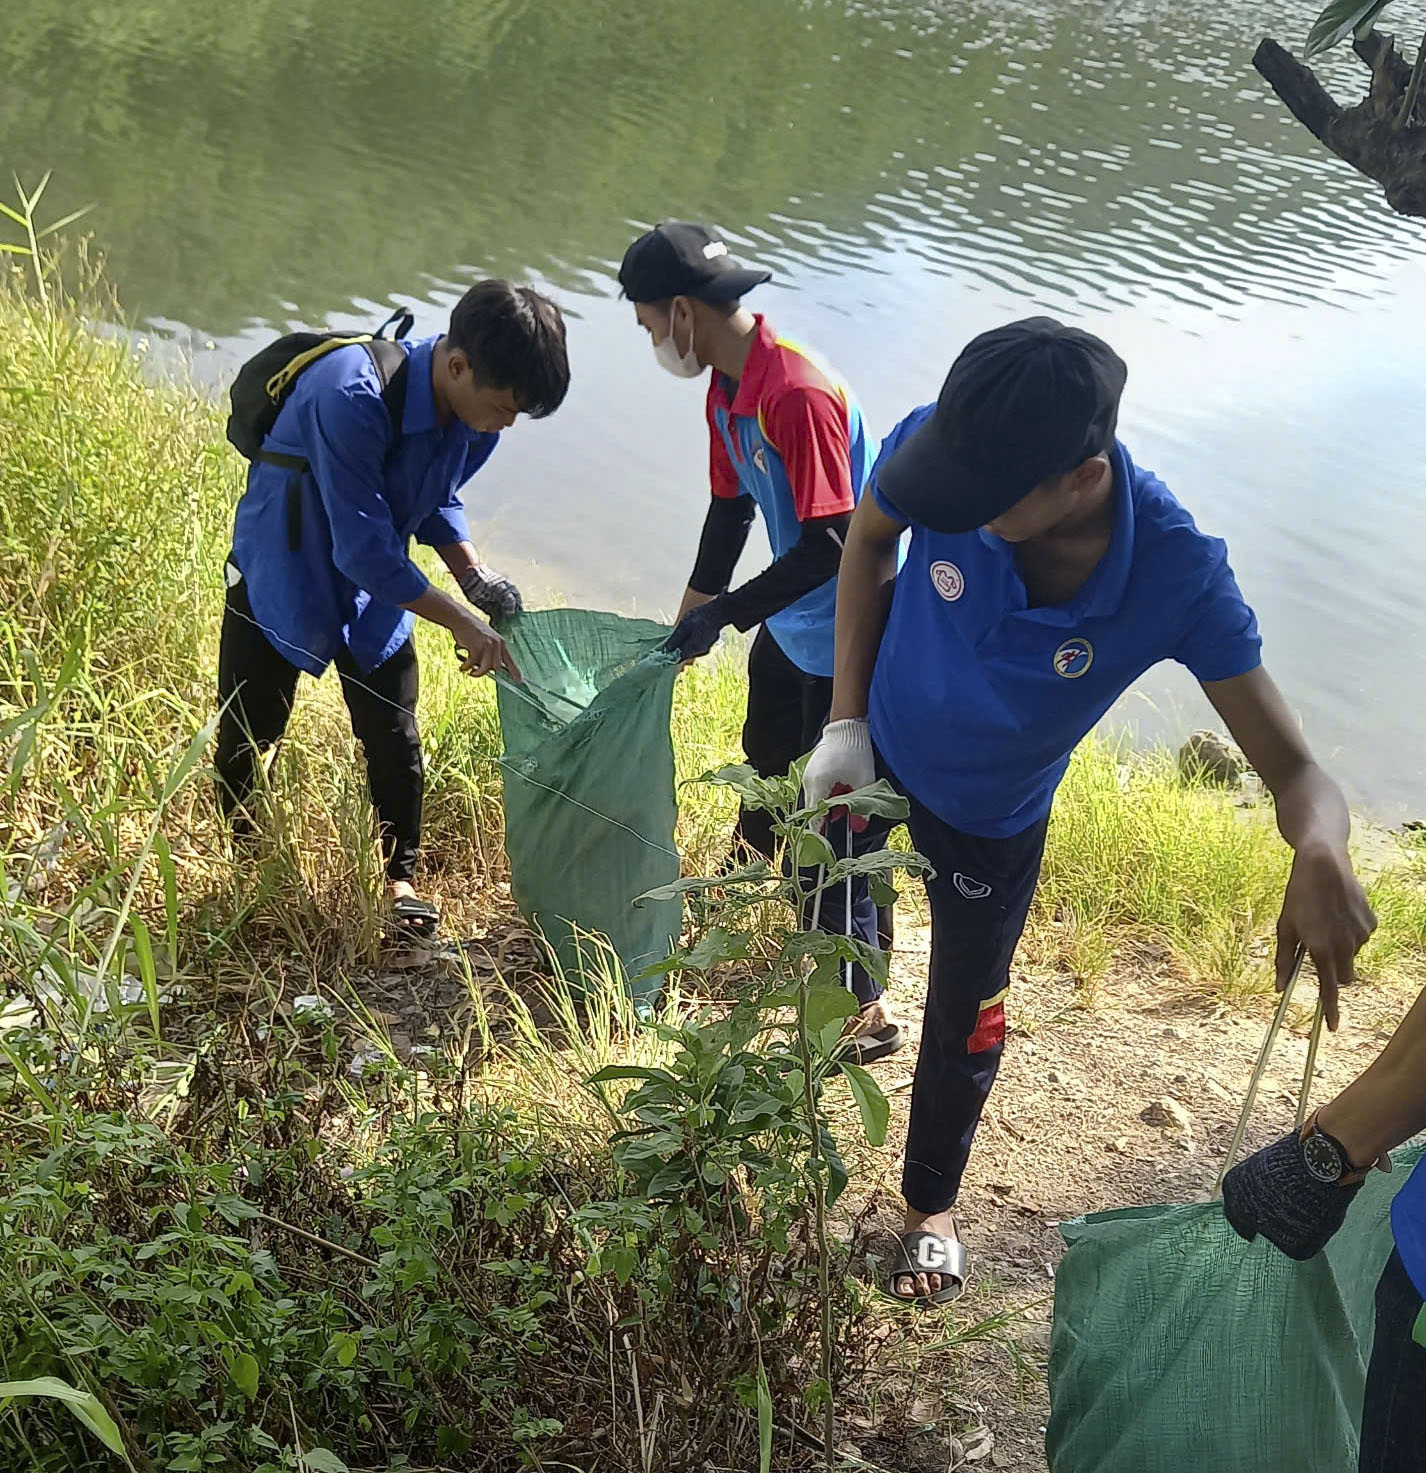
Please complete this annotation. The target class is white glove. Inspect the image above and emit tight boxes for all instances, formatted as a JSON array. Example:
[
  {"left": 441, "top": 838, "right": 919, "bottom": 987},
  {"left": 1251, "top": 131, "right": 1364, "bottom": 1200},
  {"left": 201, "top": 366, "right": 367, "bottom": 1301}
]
[{"left": 802, "top": 717, "right": 876, "bottom": 810}]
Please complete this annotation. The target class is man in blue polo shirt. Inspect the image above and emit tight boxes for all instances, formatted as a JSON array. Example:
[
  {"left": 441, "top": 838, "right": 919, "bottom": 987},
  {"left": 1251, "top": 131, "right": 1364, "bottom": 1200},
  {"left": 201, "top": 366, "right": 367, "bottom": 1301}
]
[
  {"left": 803, "top": 317, "right": 1377, "bottom": 1301},
  {"left": 1223, "top": 984, "right": 1426, "bottom": 1471},
  {"left": 216, "top": 280, "right": 569, "bottom": 937}
]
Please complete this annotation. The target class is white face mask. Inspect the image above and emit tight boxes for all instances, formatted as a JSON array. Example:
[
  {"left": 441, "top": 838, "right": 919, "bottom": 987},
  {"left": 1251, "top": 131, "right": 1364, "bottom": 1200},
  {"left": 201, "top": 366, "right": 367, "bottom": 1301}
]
[{"left": 653, "top": 300, "right": 701, "bottom": 378}]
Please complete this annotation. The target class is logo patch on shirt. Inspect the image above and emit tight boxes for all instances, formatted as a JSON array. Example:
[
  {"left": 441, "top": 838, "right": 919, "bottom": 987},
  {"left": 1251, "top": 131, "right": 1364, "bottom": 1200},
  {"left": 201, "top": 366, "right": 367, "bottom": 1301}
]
[
  {"left": 753, "top": 446, "right": 768, "bottom": 474},
  {"left": 1054, "top": 638, "right": 1094, "bottom": 679},
  {"left": 930, "top": 561, "right": 964, "bottom": 602}
]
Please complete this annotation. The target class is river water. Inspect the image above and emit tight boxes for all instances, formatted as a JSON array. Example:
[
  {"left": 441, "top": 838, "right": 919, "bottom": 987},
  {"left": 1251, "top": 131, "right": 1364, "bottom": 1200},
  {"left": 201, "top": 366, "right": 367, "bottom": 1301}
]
[{"left": 4, "top": 0, "right": 1425, "bottom": 816}]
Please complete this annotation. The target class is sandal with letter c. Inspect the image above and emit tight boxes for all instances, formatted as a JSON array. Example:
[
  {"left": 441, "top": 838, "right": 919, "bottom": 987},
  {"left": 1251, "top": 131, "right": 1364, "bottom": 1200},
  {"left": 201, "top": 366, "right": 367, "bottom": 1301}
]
[{"left": 885, "top": 1228, "right": 967, "bottom": 1305}]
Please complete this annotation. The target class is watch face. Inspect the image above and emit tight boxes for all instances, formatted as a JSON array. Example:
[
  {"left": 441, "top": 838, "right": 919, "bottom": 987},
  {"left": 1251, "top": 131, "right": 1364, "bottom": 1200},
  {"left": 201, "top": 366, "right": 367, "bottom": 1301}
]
[{"left": 1303, "top": 1130, "right": 1344, "bottom": 1184}]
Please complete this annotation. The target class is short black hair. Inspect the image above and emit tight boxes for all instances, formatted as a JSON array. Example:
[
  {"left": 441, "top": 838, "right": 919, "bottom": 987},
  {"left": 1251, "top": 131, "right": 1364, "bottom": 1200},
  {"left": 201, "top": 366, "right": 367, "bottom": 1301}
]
[{"left": 448, "top": 280, "right": 570, "bottom": 419}]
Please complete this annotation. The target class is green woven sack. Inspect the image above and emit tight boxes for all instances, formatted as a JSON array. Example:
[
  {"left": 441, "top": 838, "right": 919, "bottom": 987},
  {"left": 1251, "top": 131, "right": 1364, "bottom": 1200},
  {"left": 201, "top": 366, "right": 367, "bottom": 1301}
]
[
  {"left": 1047, "top": 972, "right": 1421, "bottom": 1473},
  {"left": 1047, "top": 1142, "right": 1420, "bottom": 1473},
  {"left": 494, "top": 609, "right": 681, "bottom": 1000}
]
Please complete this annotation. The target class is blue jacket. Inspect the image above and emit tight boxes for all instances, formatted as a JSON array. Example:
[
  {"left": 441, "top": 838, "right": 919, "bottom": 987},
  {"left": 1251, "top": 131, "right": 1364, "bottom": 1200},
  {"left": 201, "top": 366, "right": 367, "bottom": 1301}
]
[{"left": 230, "top": 335, "right": 497, "bottom": 675}]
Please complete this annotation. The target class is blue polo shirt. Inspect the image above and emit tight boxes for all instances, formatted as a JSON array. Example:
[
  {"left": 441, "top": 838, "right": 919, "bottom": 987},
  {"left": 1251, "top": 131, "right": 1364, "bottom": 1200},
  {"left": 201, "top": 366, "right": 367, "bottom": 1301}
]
[
  {"left": 868, "top": 407, "right": 1263, "bottom": 837},
  {"left": 1392, "top": 1161, "right": 1426, "bottom": 1299},
  {"left": 230, "top": 335, "right": 498, "bottom": 676}
]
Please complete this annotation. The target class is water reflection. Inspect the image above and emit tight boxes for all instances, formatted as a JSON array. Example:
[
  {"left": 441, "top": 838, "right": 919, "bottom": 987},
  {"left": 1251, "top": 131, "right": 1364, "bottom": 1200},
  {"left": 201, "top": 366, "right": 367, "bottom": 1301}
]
[
  {"left": 4, "top": 0, "right": 1425, "bottom": 814},
  {"left": 5, "top": 0, "right": 1425, "bottom": 330}
]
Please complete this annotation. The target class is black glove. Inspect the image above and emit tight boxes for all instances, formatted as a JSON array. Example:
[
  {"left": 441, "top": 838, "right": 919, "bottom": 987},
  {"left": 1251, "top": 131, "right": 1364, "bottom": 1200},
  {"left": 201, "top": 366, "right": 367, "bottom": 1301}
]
[
  {"left": 662, "top": 598, "right": 731, "bottom": 661},
  {"left": 457, "top": 564, "right": 523, "bottom": 622},
  {"left": 1221, "top": 1130, "right": 1363, "bottom": 1261}
]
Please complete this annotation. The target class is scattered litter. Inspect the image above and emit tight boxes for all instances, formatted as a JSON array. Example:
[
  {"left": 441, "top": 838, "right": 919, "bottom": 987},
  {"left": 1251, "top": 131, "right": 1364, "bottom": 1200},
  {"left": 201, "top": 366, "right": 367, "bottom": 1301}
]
[
  {"left": 291, "top": 995, "right": 334, "bottom": 1026},
  {"left": 0, "top": 996, "right": 37, "bottom": 1032},
  {"left": 26, "top": 964, "right": 179, "bottom": 1016},
  {"left": 347, "top": 1047, "right": 386, "bottom": 1079}
]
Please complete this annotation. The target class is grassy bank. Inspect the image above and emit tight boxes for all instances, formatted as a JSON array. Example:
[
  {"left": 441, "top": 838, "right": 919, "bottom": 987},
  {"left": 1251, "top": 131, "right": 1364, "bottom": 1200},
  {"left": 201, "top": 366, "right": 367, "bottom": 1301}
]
[
  {"left": 3, "top": 252, "right": 1426, "bottom": 1472},
  {"left": 4, "top": 258, "right": 1422, "bottom": 1002}
]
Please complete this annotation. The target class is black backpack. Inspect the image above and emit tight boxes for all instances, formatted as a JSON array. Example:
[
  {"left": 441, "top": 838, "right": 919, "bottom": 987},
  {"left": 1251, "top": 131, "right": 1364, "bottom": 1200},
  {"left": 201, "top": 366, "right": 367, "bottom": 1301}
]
[{"left": 225, "top": 307, "right": 415, "bottom": 550}]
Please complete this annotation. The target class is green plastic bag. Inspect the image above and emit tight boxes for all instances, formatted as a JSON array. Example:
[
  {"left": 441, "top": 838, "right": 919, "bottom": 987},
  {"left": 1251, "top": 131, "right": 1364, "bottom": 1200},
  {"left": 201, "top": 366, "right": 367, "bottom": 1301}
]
[
  {"left": 1046, "top": 966, "right": 1419, "bottom": 1472},
  {"left": 1046, "top": 1142, "right": 1421, "bottom": 1473},
  {"left": 495, "top": 609, "right": 681, "bottom": 999}
]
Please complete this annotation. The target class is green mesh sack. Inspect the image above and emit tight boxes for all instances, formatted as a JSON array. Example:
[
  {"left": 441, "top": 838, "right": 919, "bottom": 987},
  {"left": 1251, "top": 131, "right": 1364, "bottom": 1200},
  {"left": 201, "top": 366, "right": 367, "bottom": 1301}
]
[
  {"left": 494, "top": 609, "right": 681, "bottom": 999},
  {"left": 1047, "top": 979, "right": 1422, "bottom": 1473}
]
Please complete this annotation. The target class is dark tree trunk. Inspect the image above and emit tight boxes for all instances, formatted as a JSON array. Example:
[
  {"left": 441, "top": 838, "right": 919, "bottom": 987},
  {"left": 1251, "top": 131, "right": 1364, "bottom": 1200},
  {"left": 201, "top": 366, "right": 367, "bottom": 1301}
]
[{"left": 1254, "top": 29, "right": 1426, "bottom": 217}]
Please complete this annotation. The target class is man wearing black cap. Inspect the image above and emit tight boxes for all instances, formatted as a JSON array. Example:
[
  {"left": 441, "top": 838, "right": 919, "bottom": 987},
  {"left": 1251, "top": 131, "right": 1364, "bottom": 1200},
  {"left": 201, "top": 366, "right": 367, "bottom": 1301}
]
[
  {"left": 619, "top": 220, "right": 902, "bottom": 1064},
  {"left": 803, "top": 316, "right": 1377, "bottom": 1302}
]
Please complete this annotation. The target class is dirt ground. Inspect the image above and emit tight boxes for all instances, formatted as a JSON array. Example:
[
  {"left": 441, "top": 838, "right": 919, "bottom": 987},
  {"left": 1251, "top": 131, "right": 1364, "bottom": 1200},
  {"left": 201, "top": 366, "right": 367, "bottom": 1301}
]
[{"left": 842, "top": 924, "right": 1419, "bottom": 1473}]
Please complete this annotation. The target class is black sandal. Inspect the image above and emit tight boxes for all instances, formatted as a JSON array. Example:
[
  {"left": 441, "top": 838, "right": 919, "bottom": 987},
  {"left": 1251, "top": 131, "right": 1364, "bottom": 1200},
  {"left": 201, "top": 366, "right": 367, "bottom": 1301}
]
[
  {"left": 885, "top": 1228, "right": 967, "bottom": 1305},
  {"left": 842, "top": 1021, "right": 905, "bottom": 1066},
  {"left": 389, "top": 896, "right": 440, "bottom": 940},
  {"left": 827, "top": 1020, "right": 906, "bottom": 1073}
]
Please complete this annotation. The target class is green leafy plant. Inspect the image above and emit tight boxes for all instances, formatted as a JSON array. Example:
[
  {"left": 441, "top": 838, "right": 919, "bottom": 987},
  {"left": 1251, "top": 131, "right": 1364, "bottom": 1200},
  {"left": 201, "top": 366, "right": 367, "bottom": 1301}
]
[
  {"left": 585, "top": 762, "right": 929, "bottom": 1468},
  {"left": 0, "top": 1377, "right": 131, "bottom": 1467}
]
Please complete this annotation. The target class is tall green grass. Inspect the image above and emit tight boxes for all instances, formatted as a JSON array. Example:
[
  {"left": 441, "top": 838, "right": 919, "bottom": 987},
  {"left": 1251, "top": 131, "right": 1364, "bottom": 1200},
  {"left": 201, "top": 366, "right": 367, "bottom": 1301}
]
[
  {"left": 0, "top": 243, "right": 748, "bottom": 978},
  {"left": 1036, "top": 745, "right": 1291, "bottom": 992}
]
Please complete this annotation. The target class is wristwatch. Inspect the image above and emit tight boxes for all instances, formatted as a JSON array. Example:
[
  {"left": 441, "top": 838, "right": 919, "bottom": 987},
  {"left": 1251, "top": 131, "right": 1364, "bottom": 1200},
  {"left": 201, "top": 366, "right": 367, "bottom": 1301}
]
[{"left": 1300, "top": 1113, "right": 1372, "bottom": 1186}]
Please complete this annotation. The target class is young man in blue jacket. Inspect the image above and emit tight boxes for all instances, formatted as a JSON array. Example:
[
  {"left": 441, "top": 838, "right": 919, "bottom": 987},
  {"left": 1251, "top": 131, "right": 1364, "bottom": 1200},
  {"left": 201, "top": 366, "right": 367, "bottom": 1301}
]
[
  {"left": 803, "top": 317, "right": 1377, "bottom": 1300},
  {"left": 215, "top": 280, "right": 569, "bottom": 937}
]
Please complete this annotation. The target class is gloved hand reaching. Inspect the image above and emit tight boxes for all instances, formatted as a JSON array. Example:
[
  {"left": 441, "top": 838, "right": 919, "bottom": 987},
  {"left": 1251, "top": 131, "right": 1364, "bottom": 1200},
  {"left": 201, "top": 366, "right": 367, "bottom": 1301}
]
[
  {"left": 802, "top": 717, "right": 877, "bottom": 828},
  {"left": 1221, "top": 1129, "right": 1366, "bottom": 1261},
  {"left": 458, "top": 563, "right": 523, "bottom": 623},
  {"left": 662, "top": 598, "right": 731, "bottom": 662}
]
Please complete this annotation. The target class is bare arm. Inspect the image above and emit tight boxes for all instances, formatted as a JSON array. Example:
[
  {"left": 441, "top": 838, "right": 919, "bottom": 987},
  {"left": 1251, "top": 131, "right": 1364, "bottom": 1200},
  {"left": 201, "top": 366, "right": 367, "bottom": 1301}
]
[
  {"left": 1202, "top": 665, "right": 1375, "bottom": 1028},
  {"left": 436, "top": 540, "right": 482, "bottom": 580},
  {"left": 401, "top": 584, "right": 519, "bottom": 681},
  {"left": 829, "top": 493, "right": 906, "bottom": 722},
  {"left": 1316, "top": 985, "right": 1426, "bottom": 1167}
]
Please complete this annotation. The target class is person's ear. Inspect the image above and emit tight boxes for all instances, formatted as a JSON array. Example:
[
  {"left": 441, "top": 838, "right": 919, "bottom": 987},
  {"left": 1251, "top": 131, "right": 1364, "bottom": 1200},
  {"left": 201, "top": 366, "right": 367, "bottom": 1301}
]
[{"left": 1074, "top": 453, "right": 1109, "bottom": 492}]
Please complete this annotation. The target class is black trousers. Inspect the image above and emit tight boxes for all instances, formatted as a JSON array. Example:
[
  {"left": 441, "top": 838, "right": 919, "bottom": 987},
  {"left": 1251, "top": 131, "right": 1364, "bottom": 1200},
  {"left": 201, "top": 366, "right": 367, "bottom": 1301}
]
[
  {"left": 1359, "top": 1248, "right": 1426, "bottom": 1472},
  {"left": 736, "top": 626, "right": 892, "bottom": 995},
  {"left": 844, "top": 755, "right": 1047, "bottom": 1213},
  {"left": 737, "top": 626, "right": 836, "bottom": 858},
  {"left": 214, "top": 572, "right": 424, "bottom": 883}
]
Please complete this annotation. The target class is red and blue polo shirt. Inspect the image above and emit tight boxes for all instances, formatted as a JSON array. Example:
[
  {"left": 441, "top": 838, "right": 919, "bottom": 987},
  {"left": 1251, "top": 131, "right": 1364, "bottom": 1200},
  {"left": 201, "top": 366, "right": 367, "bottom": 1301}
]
[{"left": 706, "top": 316, "right": 875, "bottom": 677}]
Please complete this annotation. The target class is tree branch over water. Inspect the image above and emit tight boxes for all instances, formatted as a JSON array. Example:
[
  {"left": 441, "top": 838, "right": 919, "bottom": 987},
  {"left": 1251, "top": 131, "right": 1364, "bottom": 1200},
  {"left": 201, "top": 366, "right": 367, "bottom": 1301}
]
[{"left": 1255, "top": 28, "right": 1426, "bottom": 217}]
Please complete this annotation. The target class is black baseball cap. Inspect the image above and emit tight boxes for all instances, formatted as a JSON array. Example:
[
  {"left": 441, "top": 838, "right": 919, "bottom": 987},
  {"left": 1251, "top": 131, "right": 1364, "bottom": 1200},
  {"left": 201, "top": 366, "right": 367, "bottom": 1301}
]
[
  {"left": 878, "top": 317, "right": 1128, "bottom": 534},
  {"left": 618, "top": 222, "right": 772, "bottom": 304}
]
